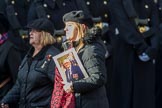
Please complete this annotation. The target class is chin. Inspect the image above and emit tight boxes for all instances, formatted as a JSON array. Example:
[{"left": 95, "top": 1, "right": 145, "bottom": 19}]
[{"left": 29, "top": 41, "right": 34, "bottom": 46}]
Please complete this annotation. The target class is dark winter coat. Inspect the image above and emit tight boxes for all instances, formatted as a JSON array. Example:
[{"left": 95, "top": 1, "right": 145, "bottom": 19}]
[
  {"left": 1, "top": 45, "right": 60, "bottom": 108},
  {"left": 83, "top": 0, "right": 113, "bottom": 99},
  {"left": 73, "top": 39, "right": 109, "bottom": 108},
  {"left": 155, "top": 1, "right": 162, "bottom": 108}
]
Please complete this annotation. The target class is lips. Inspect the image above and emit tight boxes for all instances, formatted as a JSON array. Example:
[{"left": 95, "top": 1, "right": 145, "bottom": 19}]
[{"left": 30, "top": 36, "right": 34, "bottom": 39}]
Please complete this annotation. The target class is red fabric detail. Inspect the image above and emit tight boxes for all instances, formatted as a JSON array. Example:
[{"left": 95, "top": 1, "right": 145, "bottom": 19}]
[
  {"left": 51, "top": 68, "right": 75, "bottom": 108},
  {"left": 0, "top": 33, "right": 8, "bottom": 45}
]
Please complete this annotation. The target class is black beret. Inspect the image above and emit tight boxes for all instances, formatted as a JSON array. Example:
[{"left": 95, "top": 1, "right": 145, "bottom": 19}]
[
  {"left": 63, "top": 10, "right": 93, "bottom": 28},
  {"left": 27, "top": 18, "right": 54, "bottom": 35},
  {"left": 0, "top": 12, "right": 10, "bottom": 34}
]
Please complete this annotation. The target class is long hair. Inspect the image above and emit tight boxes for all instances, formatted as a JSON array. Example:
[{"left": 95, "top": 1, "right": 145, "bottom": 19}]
[
  {"left": 70, "top": 22, "right": 89, "bottom": 42},
  {"left": 40, "top": 31, "right": 56, "bottom": 46}
]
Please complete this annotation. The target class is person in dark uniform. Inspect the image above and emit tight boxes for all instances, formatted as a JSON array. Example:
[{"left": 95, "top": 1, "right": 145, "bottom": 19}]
[
  {"left": 156, "top": 0, "right": 162, "bottom": 108},
  {"left": 109, "top": 0, "right": 159, "bottom": 108},
  {"left": 0, "top": 13, "right": 21, "bottom": 108},
  {"left": 2, "top": 0, "right": 34, "bottom": 58}
]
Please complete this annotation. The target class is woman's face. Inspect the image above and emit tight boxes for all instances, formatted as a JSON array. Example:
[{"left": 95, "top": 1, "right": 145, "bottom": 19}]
[
  {"left": 64, "top": 22, "right": 78, "bottom": 41},
  {"left": 29, "top": 29, "right": 41, "bottom": 46}
]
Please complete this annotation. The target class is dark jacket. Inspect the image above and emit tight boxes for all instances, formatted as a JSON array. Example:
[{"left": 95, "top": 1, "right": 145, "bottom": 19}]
[
  {"left": 73, "top": 39, "right": 109, "bottom": 108},
  {"left": 155, "top": 1, "right": 162, "bottom": 108},
  {"left": 1, "top": 45, "right": 60, "bottom": 108},
  {"left": 83, "top": 0, "right": 113, "bottom": 99},
  {"left": 0, "top": 40, "right": 21, "bottom": 100}
]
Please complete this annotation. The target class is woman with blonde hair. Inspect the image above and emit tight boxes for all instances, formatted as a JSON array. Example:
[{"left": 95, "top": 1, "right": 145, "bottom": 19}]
[
  {"left": 1, "top": 18, "right": 60, "bottom": 108},
  {"left": 51, "top": 10, "right": 109, "bottom": 108}
]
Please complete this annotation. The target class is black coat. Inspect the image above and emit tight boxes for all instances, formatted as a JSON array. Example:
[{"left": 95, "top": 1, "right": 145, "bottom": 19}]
[
  {"left": 73, "top": 40, "right": 109, "bottom": 108},
  {"left": 0, "top": 40, "right": 21, "bottom": 101},
  {"left": 155, "top": 0, "right": 162, "bottom": 108},
  {"left": 109, "top": 0, "right": 159, "bottom": 108},
  {"left": 83, "top": 0, "right": 113, "bottom": 99},
  {"left": 1, "top": 45, "right": 60, "bottom": 108}
]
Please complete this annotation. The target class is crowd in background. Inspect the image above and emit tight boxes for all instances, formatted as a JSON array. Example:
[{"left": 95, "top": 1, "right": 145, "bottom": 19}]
[{"left": 0, "top": 0, "right": 162, "bottom": 108}]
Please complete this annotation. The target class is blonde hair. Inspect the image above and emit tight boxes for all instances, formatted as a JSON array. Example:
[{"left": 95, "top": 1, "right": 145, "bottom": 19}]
[
  {"left": 69, "top": 22, "right": 89, "bottom": 52},
  {"left": 39, "top": 31, "right": 56, "bottom": 46},
  {"left": 72, "top": 22, "right": 89, "bottom": 41}
]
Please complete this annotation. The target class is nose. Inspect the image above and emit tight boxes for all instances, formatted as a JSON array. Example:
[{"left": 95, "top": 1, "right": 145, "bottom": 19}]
[
  {"left": 64, "top": 27, "right": 68, "bottom": 32},
  {"left": 29, "top": 30, "right": 34, "bottom": 35},
  {"left": 29, "top": 31, "right": 32, "bottom": 36}
]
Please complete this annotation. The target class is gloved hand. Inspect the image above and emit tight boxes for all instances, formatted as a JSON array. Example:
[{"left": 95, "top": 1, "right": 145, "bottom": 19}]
[{"left": 138, "top": 52, "right": 150, "bottom": 62}]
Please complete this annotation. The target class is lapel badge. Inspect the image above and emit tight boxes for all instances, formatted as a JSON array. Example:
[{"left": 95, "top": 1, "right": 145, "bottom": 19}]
[
  {"left": 46, "top": 54, "right": 52, "bottom": 61},
  {"left": 41, "top": 61, "right": 47, "bottom": 68}
]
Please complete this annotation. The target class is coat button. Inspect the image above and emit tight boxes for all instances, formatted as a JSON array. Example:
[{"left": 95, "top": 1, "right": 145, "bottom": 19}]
[
  {"left": 104, "top": 13, "right": 108, "bottom": 18},
  {"left": 147, "top": 18, "right": 150, "bottom": 22},
  {"left": 11, "top": 0, "right": 15, "bottom": 4},
  {"left": 86, "top": 1, "right": 90, "bottom": 5},
  {"left": 103, "top": 1, "right": 107, "bottom": 5},
  {"left": 62, "top": 2, "right": 66, "bottom": 6},
  {"left": 43, "top": 3, "right": 47, "bottom": 8},
  {"left": 145, "top": 5, "right": 149, "bottom": 9},
  {"left": 15, "top": 12, "right": 18, "bottom": 16},
  {"left": 47, "top": 14, "right": 51, "bottom": 18}
]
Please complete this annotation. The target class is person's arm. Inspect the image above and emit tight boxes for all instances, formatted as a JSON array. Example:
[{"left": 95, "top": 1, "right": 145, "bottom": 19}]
[
  {"left": 1, "top": 79, "right": 21, "bottom": 105},
  {"left": 109, "top": 0, "right": 148, "bottom": 54},
  {"left": 145, "top": 1, "right": 160, "bottom": 59},
  {"left": 72, "top": 44, "right": 107, "bottom": 93}
]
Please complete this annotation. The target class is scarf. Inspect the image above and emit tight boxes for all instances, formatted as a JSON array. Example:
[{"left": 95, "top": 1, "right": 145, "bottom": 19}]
[
  {"left": 51, "top": 68, "right": 75, "bottom": 108},
  {"left": 0, "top": 33, "right": 8, "bottom": 45}
]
